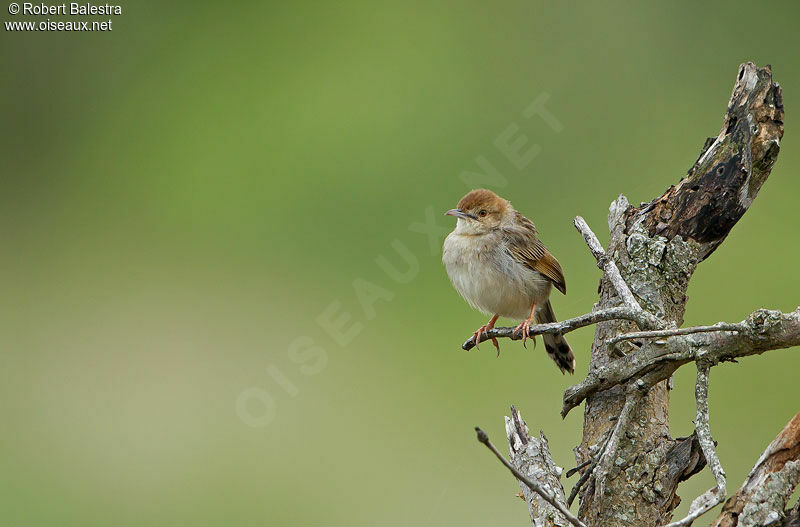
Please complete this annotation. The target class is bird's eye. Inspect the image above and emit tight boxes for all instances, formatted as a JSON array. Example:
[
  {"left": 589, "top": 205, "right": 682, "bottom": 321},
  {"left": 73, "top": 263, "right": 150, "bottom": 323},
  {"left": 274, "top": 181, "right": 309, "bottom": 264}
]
[{"left": 478, "top": 209, "right": 488, "bottom": 217}]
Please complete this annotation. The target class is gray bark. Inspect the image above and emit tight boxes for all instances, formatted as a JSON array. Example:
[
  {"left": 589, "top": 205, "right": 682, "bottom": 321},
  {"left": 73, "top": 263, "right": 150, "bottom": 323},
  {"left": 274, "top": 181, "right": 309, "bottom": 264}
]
[
  {"left": 506, "top": 407, "right": 573, "bottom": 526},
  {"left": 711, "top": 412, "right": 800, "bottom": 527}
]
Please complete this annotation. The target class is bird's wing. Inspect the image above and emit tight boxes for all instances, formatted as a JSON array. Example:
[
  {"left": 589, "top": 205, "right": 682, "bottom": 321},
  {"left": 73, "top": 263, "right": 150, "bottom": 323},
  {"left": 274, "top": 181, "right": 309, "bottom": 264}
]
[{"left": 502, "top": 213, "right": 567, "bottom": 294}]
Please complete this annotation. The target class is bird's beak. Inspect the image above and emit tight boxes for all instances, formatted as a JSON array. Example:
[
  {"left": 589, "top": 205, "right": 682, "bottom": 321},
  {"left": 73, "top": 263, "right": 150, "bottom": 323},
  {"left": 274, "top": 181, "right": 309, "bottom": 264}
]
[{"left": 445, "top": 209, "right": 477, "bottom": 220}]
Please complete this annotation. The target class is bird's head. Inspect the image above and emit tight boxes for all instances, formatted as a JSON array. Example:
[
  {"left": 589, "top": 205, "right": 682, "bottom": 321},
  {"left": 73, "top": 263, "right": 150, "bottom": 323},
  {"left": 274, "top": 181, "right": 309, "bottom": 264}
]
[{"left": 446, "top": 189, "right": 511, "bottom": 234}]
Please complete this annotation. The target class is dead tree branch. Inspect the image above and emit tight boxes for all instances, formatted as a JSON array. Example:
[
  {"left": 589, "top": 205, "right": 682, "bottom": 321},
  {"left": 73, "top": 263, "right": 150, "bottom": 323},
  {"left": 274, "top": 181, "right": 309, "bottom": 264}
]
[
  {"left": 711, "top": 412, "right": 800, "bottom": 527},
  {"left": 470, "top": 62, "right": 788, "bottom": 527},
  {"left": 562, "top": 308, "right": 800, "bottom": 418},
  {"left": 505, "top": 407, "right": 574, "bottom": 526},
  {"left": 571, "top": 62, "right": 784, "bottom": 527},
  {"left": 475, "top": 424, "right": 587, "bottom": 527}
]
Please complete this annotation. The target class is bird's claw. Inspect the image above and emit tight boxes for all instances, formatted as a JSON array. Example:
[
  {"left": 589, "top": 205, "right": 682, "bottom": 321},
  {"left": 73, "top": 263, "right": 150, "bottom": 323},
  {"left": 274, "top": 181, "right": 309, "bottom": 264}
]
[
  {"left": 472, "top": 324, "right": 501, "bottom": 356},
  {"left": 513, "top": 319, "right": 536, "bottom": 349}
]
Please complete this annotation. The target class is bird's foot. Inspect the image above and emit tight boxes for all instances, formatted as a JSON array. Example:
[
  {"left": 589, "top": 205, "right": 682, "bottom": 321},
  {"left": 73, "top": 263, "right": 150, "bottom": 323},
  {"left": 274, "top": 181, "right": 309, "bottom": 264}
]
[
  {"left": 513, "top": 318, "right": 537, "bottom": 349},
  {"left": 472, "top": 324, "right": 500, "bottom": 356}
]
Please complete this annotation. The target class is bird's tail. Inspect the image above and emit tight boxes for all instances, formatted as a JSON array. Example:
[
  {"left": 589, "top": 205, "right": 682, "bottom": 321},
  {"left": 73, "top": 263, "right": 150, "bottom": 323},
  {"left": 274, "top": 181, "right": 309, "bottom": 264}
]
[{"left": 535, "top": 301, "right": 575, "bottom": 375}]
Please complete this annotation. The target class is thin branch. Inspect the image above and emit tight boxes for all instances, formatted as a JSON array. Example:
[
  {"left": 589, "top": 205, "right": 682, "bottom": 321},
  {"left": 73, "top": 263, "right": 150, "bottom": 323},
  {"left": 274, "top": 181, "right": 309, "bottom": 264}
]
[
  {"left": 694, "top": 363, "right": 726, "bottom": 495},
  {"left": 663, "top": 363, "right": 726, "bottom": 527},
  {"left": 574, "top": 216, "right": 657, "bottom": 328},
  {"left": 665, "top": 487, "right": 725, "bottom": 527},
  {"left": 609, "top": 323, "right": 744, "bottom": 345},
  {"left": 463, "top": 306, "right": 661, "bottom": 351},
  {"left": 566, "top": 459, "right": 592, "bottom": 479},
  {"left": 562, "top": 308, "right": 800, "bottom": 418},
  {"left": 567, "top": 430, "right": 612, "bottom": 507},
  {"left": 567, "top": 458, "right": 596, "bottom": 507},
  {"left": 475, "top": 427, "right": 588, "bottom": 527}
]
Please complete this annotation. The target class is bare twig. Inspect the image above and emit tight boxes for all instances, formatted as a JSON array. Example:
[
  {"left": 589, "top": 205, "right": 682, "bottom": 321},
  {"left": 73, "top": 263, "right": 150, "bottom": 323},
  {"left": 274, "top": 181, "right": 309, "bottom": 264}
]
[
  {"left": 567, "top": 430, "right": 612, "bottom": 507},
  {"left": 665, "top": 486, "right": 725, "bottom": 527},
  {"left": 463, "top": 305, "right": 661, "bottom": 351},
  {"left": 566, "top": 459, "right": 592, "bottom": 479},
  {"left": 574, "top": 216, "right": 658, "bottom": 329},
  {"left": 475, "top": 427, "right": 588, "bottom": 527},
  {"left": 567, "top": 459, "right": 596, "bottom": 507},
  {"left": 663, "top": 363, "right": 726, "bottom": 527},
  {"left": 609, "top": 323, "right": 744, "bottom": 345}
]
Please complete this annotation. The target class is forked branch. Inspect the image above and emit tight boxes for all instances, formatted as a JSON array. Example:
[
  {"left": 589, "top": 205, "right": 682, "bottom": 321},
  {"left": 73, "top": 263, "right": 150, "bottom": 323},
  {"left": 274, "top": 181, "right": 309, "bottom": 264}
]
[{"left": 562, "top": 308, "right": 800, "bottom": 418}]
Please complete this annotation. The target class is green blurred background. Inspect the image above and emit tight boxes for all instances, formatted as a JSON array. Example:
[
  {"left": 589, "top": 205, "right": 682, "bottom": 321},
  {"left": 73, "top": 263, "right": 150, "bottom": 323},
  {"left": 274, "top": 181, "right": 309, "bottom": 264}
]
[{"left": 2, "top": 1, "right": 799, "bottom": 525}]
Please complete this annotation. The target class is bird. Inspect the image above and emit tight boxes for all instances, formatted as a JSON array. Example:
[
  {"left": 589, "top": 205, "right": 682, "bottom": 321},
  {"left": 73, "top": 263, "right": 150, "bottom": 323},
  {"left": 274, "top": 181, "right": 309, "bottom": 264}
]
[{"left": 442, "top": 189, "right": 575, "bottom": 374}]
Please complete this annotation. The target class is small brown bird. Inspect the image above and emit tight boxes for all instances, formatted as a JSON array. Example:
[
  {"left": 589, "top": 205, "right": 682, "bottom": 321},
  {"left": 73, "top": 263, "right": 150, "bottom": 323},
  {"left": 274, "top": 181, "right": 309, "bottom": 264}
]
[{"left": 442, "top": 189, "right": 575, "bottom": 374}]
